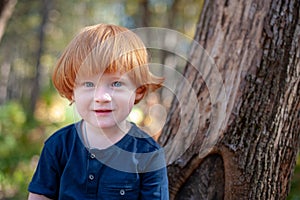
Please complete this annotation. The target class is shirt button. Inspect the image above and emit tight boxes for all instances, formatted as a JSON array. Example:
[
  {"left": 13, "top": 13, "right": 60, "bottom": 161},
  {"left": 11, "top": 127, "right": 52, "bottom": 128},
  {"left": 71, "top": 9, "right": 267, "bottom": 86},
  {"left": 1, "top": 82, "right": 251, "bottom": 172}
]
[
  {"left": 90, "top": 153, "right": 96, "bottom": 159},
  {"left": 120, "top": 189, "right": 125, "bottom": 196},
  {"left": 88, "top": 174, "right": 94, "bottom": 180}
]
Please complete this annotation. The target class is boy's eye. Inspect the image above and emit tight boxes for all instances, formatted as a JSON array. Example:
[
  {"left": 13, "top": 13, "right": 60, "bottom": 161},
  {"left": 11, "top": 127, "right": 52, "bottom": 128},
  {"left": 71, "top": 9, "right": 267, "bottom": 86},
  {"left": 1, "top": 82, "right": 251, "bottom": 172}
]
[
  {"left": 84, "top": 82, "right": 95, "bottom": 87},
  {"left": 112, "top": 81, "right": 122, "bottom": 87}
]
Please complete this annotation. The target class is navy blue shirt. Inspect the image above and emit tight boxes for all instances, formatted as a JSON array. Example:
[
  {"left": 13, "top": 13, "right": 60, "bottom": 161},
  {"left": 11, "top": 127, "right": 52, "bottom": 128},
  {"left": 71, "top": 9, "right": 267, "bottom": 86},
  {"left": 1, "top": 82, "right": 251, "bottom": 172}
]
[{"left": 28, "top": 121, "right": 169, "bottom": 199}]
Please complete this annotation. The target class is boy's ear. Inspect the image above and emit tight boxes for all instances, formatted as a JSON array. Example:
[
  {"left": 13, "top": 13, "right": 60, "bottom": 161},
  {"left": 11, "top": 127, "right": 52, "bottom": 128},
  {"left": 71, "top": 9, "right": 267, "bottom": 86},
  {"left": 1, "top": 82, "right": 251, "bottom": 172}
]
[{"left": 135, "top": 86, "right": 146, "bottom": 104}]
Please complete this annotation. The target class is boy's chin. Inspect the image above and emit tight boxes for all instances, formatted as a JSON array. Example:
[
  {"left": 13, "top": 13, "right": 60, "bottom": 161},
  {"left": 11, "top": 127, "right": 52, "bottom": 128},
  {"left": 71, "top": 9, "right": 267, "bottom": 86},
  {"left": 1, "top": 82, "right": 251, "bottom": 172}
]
[{"left": 95, "top": 121, "right": 125, "bottom": 130}]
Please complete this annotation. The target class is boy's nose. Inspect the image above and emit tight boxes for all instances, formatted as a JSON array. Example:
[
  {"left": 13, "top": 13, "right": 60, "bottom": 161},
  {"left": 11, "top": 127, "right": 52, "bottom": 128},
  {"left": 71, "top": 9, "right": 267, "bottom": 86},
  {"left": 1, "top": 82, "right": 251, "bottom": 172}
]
[{"left": 94, "top": 87, "right": 112, "bottom": 102}]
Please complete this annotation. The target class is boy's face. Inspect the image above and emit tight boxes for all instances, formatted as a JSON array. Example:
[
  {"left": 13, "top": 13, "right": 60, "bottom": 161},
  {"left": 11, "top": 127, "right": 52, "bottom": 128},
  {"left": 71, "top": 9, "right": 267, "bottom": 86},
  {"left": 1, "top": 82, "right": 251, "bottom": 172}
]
[{"left": 73, "top": 71, "right": 141, "bottom": 131}]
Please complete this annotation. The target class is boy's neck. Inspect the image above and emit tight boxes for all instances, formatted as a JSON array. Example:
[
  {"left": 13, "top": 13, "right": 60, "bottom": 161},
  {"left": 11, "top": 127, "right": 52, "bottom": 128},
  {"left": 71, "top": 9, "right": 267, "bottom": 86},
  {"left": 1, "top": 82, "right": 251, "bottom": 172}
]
[{"left": 82, "top": 120, "right": 131, "bottom": 150}]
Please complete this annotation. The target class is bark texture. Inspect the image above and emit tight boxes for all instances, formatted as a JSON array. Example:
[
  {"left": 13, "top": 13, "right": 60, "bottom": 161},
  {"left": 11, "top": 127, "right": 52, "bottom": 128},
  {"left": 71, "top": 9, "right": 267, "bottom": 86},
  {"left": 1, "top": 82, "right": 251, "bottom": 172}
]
[
  {"left": 0, "top": 0, "right": 16, "bottom": 43},
  {"left": 0, "top": 0, "right": 16, "bottom": 104},
  {"left": 160, "top": 0, "right": 300, "bottom": 199}
]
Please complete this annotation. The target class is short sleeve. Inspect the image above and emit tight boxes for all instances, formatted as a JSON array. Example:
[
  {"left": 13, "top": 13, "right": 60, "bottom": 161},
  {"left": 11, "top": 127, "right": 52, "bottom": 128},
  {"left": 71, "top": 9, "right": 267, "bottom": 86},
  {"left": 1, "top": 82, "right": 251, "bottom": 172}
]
[
  {"left": 28, "top": 145, "right": 61, "bottom": 199},
  {"left": 139, "top": 167, "right": 169, "bottom": 200}
]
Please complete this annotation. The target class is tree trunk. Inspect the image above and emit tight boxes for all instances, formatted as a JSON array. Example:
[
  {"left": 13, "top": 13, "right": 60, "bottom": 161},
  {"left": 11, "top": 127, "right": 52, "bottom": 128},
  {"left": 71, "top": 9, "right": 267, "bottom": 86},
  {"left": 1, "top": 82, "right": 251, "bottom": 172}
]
[
  {"left": 29, "top": 0, "right": 52, "bottom": 117},
  {"left": 0, "top": 0, "right": 17, "bottom": 104},
  {"left": 160, "top": 0, "right": 300, "bottom": 199},
  {"left": 0, "top": 0, "right": 17, "bottom": 43}
]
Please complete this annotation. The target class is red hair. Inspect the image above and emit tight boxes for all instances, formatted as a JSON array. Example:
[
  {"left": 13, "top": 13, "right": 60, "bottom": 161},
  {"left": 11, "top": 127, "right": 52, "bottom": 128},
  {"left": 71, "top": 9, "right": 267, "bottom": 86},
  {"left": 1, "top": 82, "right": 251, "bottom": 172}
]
[{"left": 52, "top": 23, "right": 164, "bottom": 104}]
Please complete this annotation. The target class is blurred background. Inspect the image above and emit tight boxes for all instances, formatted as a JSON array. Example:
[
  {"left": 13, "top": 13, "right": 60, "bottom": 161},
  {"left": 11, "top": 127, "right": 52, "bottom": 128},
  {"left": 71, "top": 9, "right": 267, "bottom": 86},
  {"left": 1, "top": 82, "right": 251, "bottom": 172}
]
[{"left": 0, "top": 0, "right": 299, "bottom": 199}]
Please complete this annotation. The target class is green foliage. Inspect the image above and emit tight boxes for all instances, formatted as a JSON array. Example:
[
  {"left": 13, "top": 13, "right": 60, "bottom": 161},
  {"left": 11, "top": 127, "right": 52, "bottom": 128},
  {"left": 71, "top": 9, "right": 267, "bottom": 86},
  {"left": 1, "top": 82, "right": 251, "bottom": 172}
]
[
  {"left": 0, "top": 98, "right": 74, "bottom": 199},
  {"left": 288, "top": 155, "right": 300, "bottom": 200},
  {"left": 0, "top": 102, "right": 25, "bottom": 157},
  {"left": 0, "top": 102, "right": 39, "bottom": 199}
]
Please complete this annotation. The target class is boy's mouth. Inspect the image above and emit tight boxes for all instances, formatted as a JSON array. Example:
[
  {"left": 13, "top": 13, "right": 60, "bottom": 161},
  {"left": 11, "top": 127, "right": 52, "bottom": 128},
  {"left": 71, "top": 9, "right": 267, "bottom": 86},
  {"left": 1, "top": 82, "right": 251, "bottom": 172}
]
[{"left": 94, "top": 109, "right": 113, "bottom": 114}]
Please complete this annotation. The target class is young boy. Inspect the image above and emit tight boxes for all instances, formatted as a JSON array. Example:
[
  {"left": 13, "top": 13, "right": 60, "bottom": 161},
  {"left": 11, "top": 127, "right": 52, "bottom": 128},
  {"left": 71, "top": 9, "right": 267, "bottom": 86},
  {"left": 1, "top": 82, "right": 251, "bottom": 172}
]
[{"left": 28, "top": 23, "right": 169, "bottom": 200}]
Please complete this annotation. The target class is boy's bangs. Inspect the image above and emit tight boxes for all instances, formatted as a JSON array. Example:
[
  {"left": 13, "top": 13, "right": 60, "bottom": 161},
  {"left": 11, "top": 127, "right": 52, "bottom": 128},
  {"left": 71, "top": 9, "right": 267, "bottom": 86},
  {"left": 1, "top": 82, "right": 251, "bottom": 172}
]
[{"left": 76, "top": 37, "right": 147, "bottom": 78}]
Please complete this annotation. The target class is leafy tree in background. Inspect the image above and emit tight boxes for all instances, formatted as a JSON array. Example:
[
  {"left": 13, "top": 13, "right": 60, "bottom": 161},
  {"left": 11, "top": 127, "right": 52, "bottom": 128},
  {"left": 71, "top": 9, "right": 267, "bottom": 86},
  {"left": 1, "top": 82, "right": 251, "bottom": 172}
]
[
  {"left": 0, "top": 0, "right": 202, "bottom": 199},
  {"left": 0, "top": 0, "right": 202, "bottom": 116}
]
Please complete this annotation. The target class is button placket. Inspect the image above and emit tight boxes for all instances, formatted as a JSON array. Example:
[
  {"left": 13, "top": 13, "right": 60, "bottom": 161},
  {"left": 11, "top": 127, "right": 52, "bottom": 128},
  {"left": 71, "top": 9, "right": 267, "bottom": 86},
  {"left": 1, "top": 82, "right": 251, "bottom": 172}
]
[
  {"left": 120, "top": 189, "right": 125, "bottom": 196},
  {"left": 89, "top": 174, "right": 95, "bottom": 181},
  {"left": 86, "top": 153, "right": 102, "bottom": 194},
  {"left": 90, "top": 153, "right": 96, "bottom": 159}
]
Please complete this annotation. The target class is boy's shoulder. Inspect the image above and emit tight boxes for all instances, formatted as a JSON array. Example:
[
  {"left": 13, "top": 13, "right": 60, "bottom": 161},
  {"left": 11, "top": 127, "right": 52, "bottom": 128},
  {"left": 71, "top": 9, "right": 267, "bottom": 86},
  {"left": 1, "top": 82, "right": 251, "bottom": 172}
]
[
  {"left": 44, "top": 122, "right": 79, "bottom": 146},
  {"left": 128, "top": 123, "right": 162, "bottom": 152}
]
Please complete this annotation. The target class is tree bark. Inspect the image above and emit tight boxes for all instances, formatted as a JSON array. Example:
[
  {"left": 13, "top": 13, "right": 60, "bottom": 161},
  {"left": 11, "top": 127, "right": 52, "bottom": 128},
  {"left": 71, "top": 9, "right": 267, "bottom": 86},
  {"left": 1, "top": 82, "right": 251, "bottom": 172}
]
[
  {"left": 0, "top": 0, "right": 17, "bottom": 43},
  {"left": 0, "top": 0, "right": 17, "bottom": 104},
  {"left": 29, "top": 0, "right": 52, "bottom": 117},
  {"left": 160, "top": 0, "right": 300, "bottom": 199}
]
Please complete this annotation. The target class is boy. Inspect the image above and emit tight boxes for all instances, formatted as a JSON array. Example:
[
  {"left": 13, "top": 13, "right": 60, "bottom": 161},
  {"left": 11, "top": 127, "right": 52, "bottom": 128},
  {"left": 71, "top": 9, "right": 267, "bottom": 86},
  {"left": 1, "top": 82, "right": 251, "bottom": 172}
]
[{"left": 28, "top": 23, "right": 169, "bottom": 200}]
